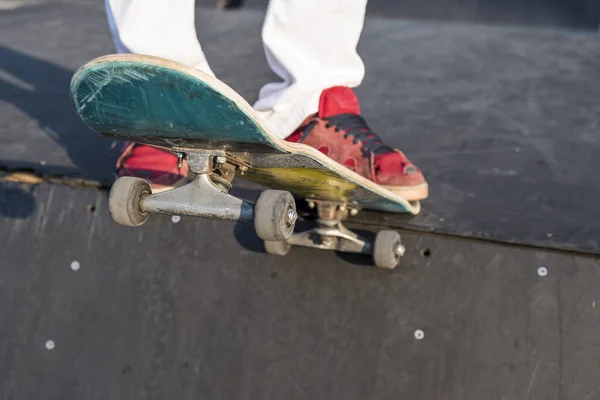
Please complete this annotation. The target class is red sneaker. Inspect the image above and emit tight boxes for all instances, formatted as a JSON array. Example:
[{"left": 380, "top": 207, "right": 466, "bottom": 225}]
[
  {"left": 115, "top": 143, "right": 189, "bottom": 193},
  {"left": 286, "top": 87, "right": 428, "bottom": 201}
]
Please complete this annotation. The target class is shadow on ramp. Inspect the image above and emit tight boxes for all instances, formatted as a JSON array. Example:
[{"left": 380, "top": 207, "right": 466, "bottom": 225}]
[
  {"left": 0, "top": 46, "right": 119, "bottom": 183},
  {"left": 0, "top": 182, "right": 36, "bottom": 219}
]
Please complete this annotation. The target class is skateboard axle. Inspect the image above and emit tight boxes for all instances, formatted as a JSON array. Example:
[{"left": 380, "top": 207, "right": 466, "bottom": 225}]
[
  {"left": 140, "top": 173, "right": 255, "bottom": 222},
  {"left": 289, "top": 218, "right": 371, "bottom": 254}
]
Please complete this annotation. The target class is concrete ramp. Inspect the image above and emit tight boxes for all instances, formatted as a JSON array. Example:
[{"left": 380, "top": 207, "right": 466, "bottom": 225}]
[
  {"left": 2, "top": 181, "right": 600, "bottom": 399},
  {"left": 1, "top": 2, "right": 600, "bottom": 399}
]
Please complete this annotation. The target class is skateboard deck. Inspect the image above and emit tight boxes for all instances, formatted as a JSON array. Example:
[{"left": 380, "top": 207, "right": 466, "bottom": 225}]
[{"left": 70, "top": 54, "right": 420, "bottom": 216}]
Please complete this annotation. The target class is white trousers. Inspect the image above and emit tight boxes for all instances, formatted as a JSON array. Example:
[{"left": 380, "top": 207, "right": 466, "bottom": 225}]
[{"left": 104, "top": 0, "right": 367, "bottom": 138}]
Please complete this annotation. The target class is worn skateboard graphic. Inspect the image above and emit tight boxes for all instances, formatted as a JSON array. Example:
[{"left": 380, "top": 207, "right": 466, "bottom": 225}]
[{"left": 71, "top": 54, "right": 420, "bottom": 268}]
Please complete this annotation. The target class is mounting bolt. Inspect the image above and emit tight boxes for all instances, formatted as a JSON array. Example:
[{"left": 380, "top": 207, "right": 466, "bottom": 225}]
[
  {"left": 214, "top": 155, "right": 227, "bottom": 165},
  {"left": 537, "top": 266, "right": 548, "bottom": 277},
  {"left": 395, "top": 244, "right": 406, "bottom": 257},
  {"left": 176, "top": 153, "right": 184, "bottom": 169},
  {"left": 307, "top": 201, "right": 315, "bottom": 209},
  {"left": 286, "top": 209, "right": 298, "bottom": 225},
  {"left": 350, "top": 208, "right": 359, "bottom": 216},
  {"left": 238, "top": 165, "right": 248, "bottom": 175},
  {"left": 414, "top": 330, "right": 424, "bottom": 340},
  {"left": 322, "top": 236, "right": 335, "bottom": 247}
]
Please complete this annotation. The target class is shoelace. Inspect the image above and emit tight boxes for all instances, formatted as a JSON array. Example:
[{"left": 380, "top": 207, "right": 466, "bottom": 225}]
[{"left": 302, "top": 114, "right": 393, "bottom": 156}]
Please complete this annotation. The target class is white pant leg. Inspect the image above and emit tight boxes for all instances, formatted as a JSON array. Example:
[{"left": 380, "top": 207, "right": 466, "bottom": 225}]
[
  {"left": 104, "top": 0, "right": 215, "bottom": 76},
  {"left": 253, "top": 0, "right": 368, "bottom": 138},
  {"left": 104, "top": 0, "right": 366, "bottom": 138}
]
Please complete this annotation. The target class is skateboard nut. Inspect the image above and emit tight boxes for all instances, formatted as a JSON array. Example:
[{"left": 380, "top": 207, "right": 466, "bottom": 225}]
[
  {"left": 214, "top": 155, "right": 227, "bottom": 165},
  {"left": 322, "top": 236, "right": 335, "bottom": 247},
  {"left": 414, "top": 330, "right": 424, "bottom": 340},
  {"left": 350, "top": 209, "right": 358, "bottom": 216},
  {"left": 171, "top": 215, "right": 181, "bottom": 224},
  {"left": 286, "top": 209, "right": 298, "bottom": 225},
  {"left": 395, "top": 244, "right": 406, "bottom": 257},
  {"left": 176, "top": 152, "right": 184, "bottom": 168},
  {"left": 537, "top": 266, "right": 548, "bottom": 277},
  {"left": 307, "top": 201, "right": 315, "bottom": 209}
]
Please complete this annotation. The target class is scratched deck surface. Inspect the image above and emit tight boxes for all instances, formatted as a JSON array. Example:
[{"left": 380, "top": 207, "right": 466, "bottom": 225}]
[{"left": 70, "top": 56, "right": 418, "bottom": 214}]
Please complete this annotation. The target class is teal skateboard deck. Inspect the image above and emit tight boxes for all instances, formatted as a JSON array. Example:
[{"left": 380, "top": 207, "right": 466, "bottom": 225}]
[{"left": 70, "top": 54, "right": 420, "bottom": 268}]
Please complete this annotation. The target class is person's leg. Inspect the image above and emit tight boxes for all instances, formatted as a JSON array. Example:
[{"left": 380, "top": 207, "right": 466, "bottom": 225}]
[
  {"left": 253, "top": 0, "right": 367, "bottom": 138},
  {"left": 104, "top": 0, "right": 214, "bottom": 76},
  {"left": 105, "top": 0, "right": 215, "bottom": 192},
  {"left": 254, "top": 0, "right": 428, "bottom": 200}
]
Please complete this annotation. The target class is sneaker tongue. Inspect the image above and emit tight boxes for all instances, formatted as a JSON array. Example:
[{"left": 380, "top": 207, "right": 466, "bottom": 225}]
[{"left": 318, "top": 86, "right": 361, "bottom": 118}]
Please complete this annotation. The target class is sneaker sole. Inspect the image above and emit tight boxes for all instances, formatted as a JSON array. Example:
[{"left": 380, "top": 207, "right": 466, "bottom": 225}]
[
  {"left": 382, "top": 182, "right": 429, "bottom": 202},
  {"left": 114, "top": 173, "right": 190, "bottom": 195},
  {"left": 147, "top": 176, "right": 190, "bottom": 194}
]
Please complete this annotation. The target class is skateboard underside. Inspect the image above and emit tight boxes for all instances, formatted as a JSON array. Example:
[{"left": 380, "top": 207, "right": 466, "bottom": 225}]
[
  {"left": 70, "top": 55, "right": 419, "bottom": 215},
  {"left": 70, "top": 55, "right": 418, "bottom": 268}
]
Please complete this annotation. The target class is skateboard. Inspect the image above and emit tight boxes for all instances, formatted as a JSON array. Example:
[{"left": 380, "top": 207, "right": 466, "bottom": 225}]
[{"left": 70, "top": 54, "right": 421, "bottom": 268}]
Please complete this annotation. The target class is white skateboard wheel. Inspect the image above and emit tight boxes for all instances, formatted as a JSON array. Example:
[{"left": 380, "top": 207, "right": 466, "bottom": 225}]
[
  {"left": 373, "top": 230, "right": 403, "bottom": 269},
  {"left": 254, "top": 190, "right": 296, "bottom": 241},
  {"left": 109, "top": 177, "right": 151, "bottom": 227},
  {"left": 264, "top": 240, "right": 291, "bottom": 256}
]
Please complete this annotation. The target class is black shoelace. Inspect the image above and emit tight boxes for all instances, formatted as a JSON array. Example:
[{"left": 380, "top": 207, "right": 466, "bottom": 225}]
[{"left": 302, "top": 114, "right": 393, "bottom": 156}]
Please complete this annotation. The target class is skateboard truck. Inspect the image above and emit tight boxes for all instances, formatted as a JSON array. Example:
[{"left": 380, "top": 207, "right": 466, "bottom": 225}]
[
  {"left": 108, "top": 149, "right": 404, "bottom": 269},
  {"left": 108, "top": 150, "right": 297, "bottom": 243},
  {"left": 265, "top": 199, "right": 406, "bottom": 269}
]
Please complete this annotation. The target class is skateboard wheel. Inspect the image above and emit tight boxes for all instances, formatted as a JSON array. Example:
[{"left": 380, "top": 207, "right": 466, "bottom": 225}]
[
  {"left": 373, "top": 230, "right": 403, "bottom": 269},
  {"left": 109, "top": 177, "right": 151, "bottom": 227},
  {"left": 264, "top": 240, "right": 291, "bottom": 256},
  {"left": 254, "top": 190, "right": 296, "bottom": 241}
]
